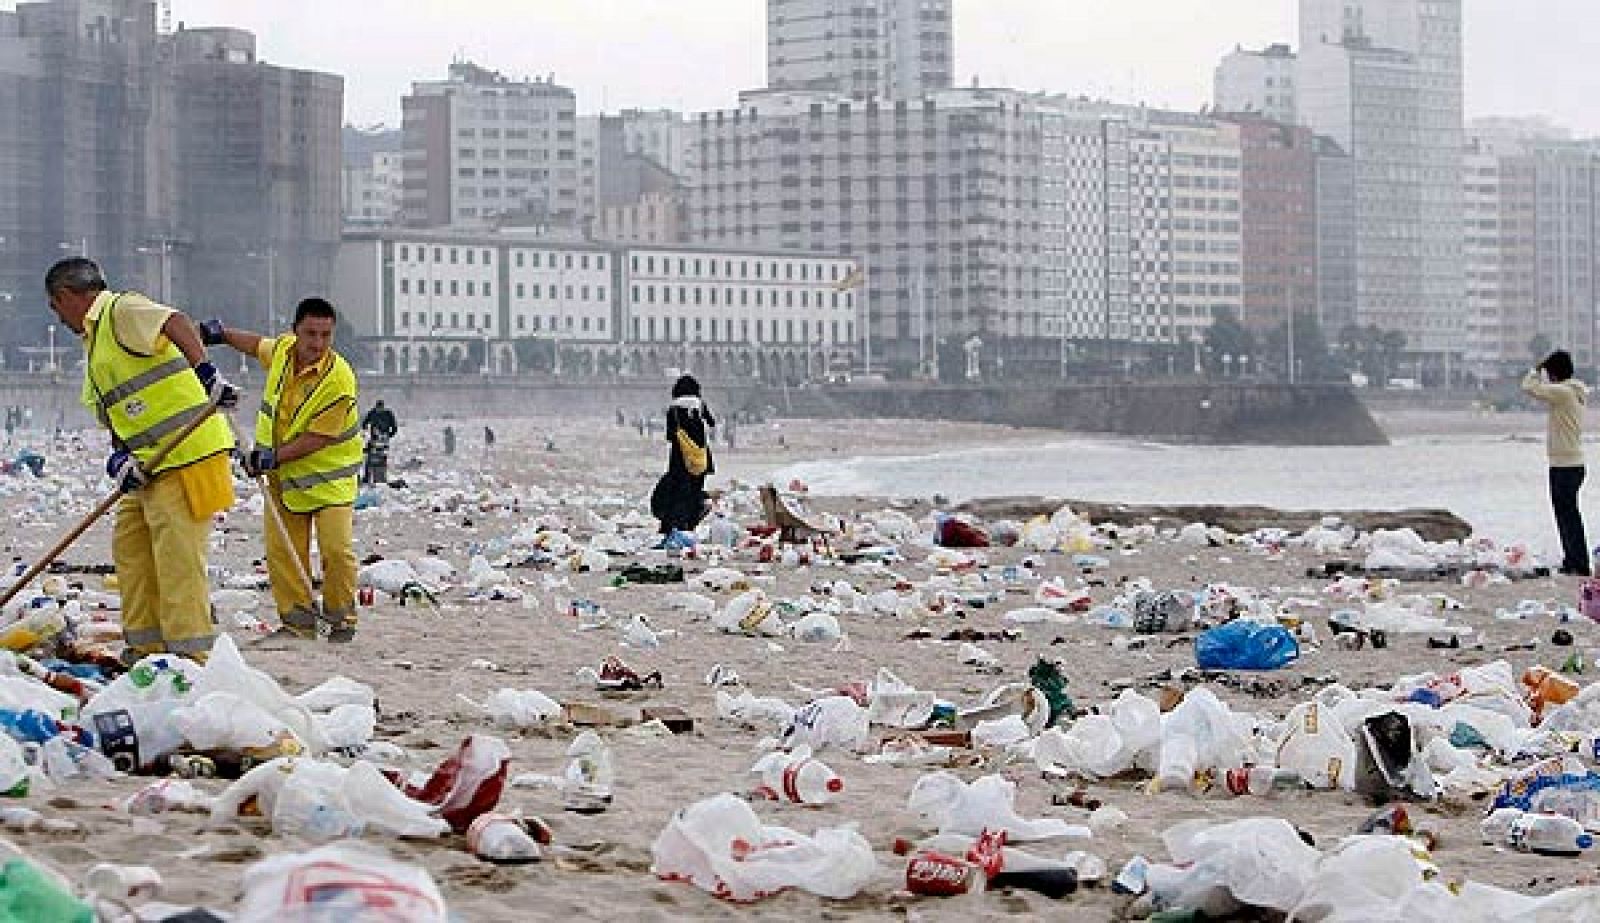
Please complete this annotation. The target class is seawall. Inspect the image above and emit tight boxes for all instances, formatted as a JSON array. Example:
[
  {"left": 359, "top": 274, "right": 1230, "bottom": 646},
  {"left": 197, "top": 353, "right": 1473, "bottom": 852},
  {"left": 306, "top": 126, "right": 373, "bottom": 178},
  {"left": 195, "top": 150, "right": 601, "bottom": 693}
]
[{"left": 0, "top": 374, "right": 1386, "bottom": 447}]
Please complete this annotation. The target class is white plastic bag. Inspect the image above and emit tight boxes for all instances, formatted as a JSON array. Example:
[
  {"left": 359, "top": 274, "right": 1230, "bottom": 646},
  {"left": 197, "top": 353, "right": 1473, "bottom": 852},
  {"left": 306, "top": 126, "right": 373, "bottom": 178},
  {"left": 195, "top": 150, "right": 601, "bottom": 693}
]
[
  {"left": 213, "top": 757, "right": 449, "bottom": 840},
  {"left": 716, "top": 690, "right": 796, "bottom": 731},
  {"left": 908, "top": 772, "right": 1090, "bottom": 842},
  {"left": 1163, "top": 817, "right": 1319, "bottom": 912},
  {"left": 193, "top": 634, "right": 328, "bottom": 755},
  {"left": 477, "top": 688, "right": 562, "bottom": 728},
  {"left": 1274, "top": 700, "right": 1357, "bottom": 790},
  {"left": 317, "top": 704, "right": 378, "bottom": 751},
  {"left": 1034, "top": 689, "right": 1161, "bottom": 778},
  {"left": 1159, "top": 687, "right": 1250, "bottom": 789},
  {"left": 172, "top": 692, "right": 293, "bottom": 752},
  {"left": 866, "top": 669, "right": 936, "bottom": 728},
  {"left": 297, "top": 676, "right": 377, "bottom": 712},
  {"left": 237, "top": 841, "right": 448, "bottom": 923},
  {"left": 780, "top": 696, "right": 870, "bottom": 753},
  {"left": 650, "top": 793, "right": 875, "bottom": 902},
  {"left": 788, "top": 612, "right": 842, "bottom": 644},
  {"left": 715, "top": 590, "right": 781, "bottom": 635}
]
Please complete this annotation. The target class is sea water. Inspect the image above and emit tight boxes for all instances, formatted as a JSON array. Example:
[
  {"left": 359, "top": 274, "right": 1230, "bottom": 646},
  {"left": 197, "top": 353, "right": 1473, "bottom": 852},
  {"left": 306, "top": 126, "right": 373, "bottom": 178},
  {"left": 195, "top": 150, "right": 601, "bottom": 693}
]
[{"left": 769, "top": 434, "right": 1577, "bottom": 557}]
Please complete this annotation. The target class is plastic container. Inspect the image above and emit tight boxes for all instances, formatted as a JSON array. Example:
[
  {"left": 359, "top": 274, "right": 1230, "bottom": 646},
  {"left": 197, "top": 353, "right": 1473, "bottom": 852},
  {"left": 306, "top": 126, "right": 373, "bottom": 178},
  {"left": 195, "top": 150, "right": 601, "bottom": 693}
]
[
  {"left": 1507, "top": 812, "right": 1594, "bottom": 856},
  {"left": 751, "top": 748, "right": 843, "bottom": 806},
  {"left": 1522, "top": 666, "right": 1580, "bottom": 718},
  {"left": 1224, "top": 767, "right": 1305, "bottom": 797},
  {"left": 0, "top": 609, "right": 66, "bottom": 653},
  {"left": 1195, "top": 621, "right": 1299, "bottom": 671}
]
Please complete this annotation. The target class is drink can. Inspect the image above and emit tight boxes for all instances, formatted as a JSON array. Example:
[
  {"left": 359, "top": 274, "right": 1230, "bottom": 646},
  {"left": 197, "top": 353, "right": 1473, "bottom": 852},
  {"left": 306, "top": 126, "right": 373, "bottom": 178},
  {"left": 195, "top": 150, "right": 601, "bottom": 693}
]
[
  {"left": 358, "top": 585, "right": 375, "bottom": 606},
  {"left": 905, "top": 850, "right": 979, "bottom": 896}
]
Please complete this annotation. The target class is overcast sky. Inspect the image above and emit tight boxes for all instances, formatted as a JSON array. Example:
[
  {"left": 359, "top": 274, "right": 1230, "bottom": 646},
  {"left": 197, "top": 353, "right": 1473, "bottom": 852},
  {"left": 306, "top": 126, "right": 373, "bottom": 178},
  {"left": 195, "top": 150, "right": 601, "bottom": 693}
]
[{"left": 18, "top": 1, "right": 1599, "bottom": 133}]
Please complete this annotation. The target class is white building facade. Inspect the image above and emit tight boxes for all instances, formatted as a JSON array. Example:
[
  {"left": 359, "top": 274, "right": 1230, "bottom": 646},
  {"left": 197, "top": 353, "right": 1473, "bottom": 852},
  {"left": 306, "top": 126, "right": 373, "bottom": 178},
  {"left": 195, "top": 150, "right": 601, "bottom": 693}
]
[
  {"left": 342, "top": 151, "right": 403, "bottom": 228},
  {"left": 767, "top": 0, "right": 953, "bottom": 100},
  {"left": 401, "top": 62, "right": 579, "bottom": 229},
  {"left": 332, "top": 230, "right": 854, "bottom": 380}
]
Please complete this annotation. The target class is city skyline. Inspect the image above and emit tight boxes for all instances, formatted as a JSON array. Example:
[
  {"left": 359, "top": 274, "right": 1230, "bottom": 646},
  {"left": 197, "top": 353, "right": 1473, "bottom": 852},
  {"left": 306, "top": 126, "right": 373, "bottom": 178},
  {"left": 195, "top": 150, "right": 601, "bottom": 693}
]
[{"left": 97, "top": 0, "right": 1600, "bottom": 134}]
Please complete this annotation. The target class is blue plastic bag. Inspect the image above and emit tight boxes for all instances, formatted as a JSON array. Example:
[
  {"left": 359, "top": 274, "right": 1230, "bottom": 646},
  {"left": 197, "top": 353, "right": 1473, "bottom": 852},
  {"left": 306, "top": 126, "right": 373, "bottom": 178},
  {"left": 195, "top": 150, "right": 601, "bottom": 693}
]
[{"left": 1195, "top": 621, "right": 1299, "bottom": 671}]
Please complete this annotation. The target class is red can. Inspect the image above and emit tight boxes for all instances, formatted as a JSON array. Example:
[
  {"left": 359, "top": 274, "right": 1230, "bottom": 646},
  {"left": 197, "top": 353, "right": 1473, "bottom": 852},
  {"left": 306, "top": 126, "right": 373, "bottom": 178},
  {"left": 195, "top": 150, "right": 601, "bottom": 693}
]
[
  {"left": 358, "top": 585, "right": 375, "bottom": 607},
  {"left": 905, "top": 851, "right": 980, "bottom": 897}
]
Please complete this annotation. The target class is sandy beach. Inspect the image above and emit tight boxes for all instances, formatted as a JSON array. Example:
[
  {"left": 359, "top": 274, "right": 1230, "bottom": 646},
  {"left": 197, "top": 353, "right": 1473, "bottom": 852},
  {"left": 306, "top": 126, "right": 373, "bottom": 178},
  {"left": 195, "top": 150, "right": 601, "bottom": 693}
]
[{"left": 1, "top": 411, "right": 1597, "bottom": 920}]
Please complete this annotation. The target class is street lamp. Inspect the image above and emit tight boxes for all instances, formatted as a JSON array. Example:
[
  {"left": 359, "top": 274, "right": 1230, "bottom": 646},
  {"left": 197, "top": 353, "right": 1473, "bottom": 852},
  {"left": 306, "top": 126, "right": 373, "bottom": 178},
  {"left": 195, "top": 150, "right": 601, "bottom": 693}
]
[
  {"left": 136, "top": 240, "right": 174, "bottom": 303},
  {"left": 246, "top": 248, "right": 277, "bottom": 332}
]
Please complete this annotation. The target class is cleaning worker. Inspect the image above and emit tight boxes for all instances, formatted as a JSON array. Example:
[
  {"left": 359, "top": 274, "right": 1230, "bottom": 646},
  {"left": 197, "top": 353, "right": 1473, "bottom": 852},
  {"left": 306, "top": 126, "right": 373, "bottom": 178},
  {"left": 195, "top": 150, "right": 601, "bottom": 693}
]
[
  {"left": 45, "top": 258, "right": 237, "bottom": 663},
  {"left": 200, "top": 298, "right": 362, "bottom": 642}
]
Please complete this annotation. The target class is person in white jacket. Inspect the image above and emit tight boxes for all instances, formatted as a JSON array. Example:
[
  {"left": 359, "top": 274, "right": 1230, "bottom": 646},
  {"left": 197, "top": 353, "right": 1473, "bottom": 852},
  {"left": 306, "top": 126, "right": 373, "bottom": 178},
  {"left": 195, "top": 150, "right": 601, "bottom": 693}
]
[{"left": 1523, "top": 350, "right": 1591, "bottom": 575}]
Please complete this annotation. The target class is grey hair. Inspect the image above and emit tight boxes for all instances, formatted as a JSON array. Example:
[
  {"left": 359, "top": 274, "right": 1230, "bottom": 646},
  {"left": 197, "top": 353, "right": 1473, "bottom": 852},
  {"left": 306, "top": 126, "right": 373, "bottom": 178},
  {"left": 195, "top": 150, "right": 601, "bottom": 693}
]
[{"left": 44, "top": 258, "right": 106, "bottom": 295}]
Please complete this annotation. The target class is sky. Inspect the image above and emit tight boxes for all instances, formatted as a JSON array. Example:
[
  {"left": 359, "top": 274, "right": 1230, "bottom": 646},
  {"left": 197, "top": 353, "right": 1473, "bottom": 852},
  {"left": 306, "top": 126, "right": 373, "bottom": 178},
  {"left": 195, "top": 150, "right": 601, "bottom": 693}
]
[{"left": 11, "top": 1, "right": 1599, "bottom": 134}]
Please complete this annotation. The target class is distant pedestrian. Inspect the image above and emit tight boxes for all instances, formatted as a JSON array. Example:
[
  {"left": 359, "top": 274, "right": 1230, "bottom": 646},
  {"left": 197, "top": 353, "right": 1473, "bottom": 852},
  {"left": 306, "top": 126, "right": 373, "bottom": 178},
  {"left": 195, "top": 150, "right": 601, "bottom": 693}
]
[
  {"left": 649, "top": 375, "right": 716, "bottom": 543},
  {"left": 443, "top": 425, "right": 456, "bottom": 456},
  {"left": 483, "top": 425, "right": 497, "bottom": 466},
  {"left": 616, "top": 408, "right": 626, "bottom": 427},
  {"left": 1523, "top": 350, "right": 1591, "bottom": 576}
]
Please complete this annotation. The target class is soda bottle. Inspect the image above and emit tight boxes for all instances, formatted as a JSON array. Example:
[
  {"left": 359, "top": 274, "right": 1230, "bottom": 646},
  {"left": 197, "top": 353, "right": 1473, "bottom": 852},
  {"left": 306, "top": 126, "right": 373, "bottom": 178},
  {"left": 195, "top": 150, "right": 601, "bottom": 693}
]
[
  {"left": 752, "top": 749, "right": 844, "bottom": 806},
  {"left": 1507, "top": 812, "right": 1594, "bottom": 856}
]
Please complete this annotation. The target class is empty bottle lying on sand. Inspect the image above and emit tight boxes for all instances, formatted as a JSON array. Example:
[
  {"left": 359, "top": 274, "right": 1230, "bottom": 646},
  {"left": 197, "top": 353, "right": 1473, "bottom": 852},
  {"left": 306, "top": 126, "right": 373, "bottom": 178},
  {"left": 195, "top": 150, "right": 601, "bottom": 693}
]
[
  {"left": 750, "top": 746, "right": 843, "bottom": 806},
  {"left": 1482, "top": 808, "right": 1594, "bottom": 856}
]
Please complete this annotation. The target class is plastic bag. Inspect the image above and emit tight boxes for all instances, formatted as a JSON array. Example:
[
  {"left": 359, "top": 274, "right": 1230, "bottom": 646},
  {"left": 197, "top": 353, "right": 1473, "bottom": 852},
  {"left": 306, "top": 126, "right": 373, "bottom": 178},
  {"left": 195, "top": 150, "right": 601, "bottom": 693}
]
[
  {"left": 1162, "top": 817, "right": 1319, "bottom": 912},
  {"left": 1159, "top": 688, "right": 1251, "bottom": 789},
  {"left": 401, "top": 735, "right": 511, "bottom": 834},
  {"left": 1274, "top": 700, "right": 1357, "bottom": 790},
  {"left": 908, "top": 772, "right": 1090, "bottom": 842},
  {"left": 789, "top": 612, "right": 842, "bottom": 644},
  {"left": 317, "top": 704, "right": 378, "bottom": 751},
  {"left": 650, "top": 793, "right": 874, "bottom": 902},
  {"left": 1195, "top": 621, "right": 1299, "bottom": 671},
  {"left": 296, "top": 676, "right": 377, "bottom": 712},
  {"left": 193, "top": 635, "right": 327, "bottom": 755},
  {"left": 1034, "top": 689, "right": 1160, "bottom": 778},
  {"left": 780, "top": 696, "right": 869, "bottom": 753},
  {"left": 237, "top": 841, "right": 448, "bottom": 923},
  {"left": 172, "top": 692, "right": 295, "bottom": 753},
  {"left": 212, "top": 757, "right": 449, "bottom": 840},
  {"left": 716, "top": 690, "right": 796, "bottom": 731},
  {"left": 866, "top": 669, "right": 936, "bottom": 728},
  {"left": 715, "top": 590, "right": 782, "bottom": 636},
  {"left": 477, "top": 688, "right": 562, "bottom": 728}
]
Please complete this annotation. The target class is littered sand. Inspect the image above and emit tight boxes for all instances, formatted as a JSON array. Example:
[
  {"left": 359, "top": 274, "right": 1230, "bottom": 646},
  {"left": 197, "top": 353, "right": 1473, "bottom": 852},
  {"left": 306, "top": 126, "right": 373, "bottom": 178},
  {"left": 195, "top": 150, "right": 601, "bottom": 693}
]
[{"left": 1, "top": 411, "right": 1596, "bottom": 921}]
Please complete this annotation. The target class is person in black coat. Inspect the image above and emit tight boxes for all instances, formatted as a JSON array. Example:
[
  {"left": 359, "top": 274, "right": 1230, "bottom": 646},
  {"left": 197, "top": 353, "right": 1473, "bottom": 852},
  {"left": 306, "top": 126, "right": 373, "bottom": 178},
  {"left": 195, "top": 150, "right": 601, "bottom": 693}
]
[{"left": 650, "top": 374, "right": 716, "bottom": 539}]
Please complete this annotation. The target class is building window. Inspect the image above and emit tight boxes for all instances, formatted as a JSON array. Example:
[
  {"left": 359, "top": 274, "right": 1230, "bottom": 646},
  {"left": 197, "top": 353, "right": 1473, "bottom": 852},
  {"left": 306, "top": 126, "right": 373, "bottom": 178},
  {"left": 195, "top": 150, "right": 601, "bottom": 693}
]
[
  {"left": 484, "top": 283, "right": 492, "bottom": 298},
  {"left": 450, "top": 248, "right": 459, "bottom": 264},
  {"left": 466, "top": 250, "right": 475, "bottom": 265},
  {"left": 451, "top": 313, "right": 459, "bottom": 328},
  {"left": 597, "top": 287, "right": 606, "bottom": 302},
  {"left": 531, "top": 252, "right": 542, "bottom": 268},
  {"left": 515, "top": 252, "right": 524, "bottom": 267},
  {"left": 467, "top": 314, "right": 476, "bottom": 329},
  {"left": 466, "top": 281, "right": 475, "bottom": 296},
  {"left": 400, "top": 279, "right": 410, "bottom": 295},
  {"left": 581, "top": 254, "right": 590, "bottom": 270},
  {"left": 517, "top": 315, "right": 526, "bottom": 330},
  {"left": 399, "top": 245, "right": 409, "bottom": 261},
  {"left": 450, "top": 281, "right": 459, "bottom": 296},
  {"left": 400, "top": 311, "right": 410, "bottom": 327}
]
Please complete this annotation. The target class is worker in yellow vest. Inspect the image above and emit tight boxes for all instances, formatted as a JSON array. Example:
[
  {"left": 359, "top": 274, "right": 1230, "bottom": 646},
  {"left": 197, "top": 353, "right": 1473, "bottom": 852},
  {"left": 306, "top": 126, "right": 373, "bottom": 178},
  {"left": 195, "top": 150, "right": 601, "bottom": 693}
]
[
  {"left": 201, "top": 298, "right": 362, "bottom": 642},
  {"left": 45, "top": 258, "right": 237, "bottom": 663}
]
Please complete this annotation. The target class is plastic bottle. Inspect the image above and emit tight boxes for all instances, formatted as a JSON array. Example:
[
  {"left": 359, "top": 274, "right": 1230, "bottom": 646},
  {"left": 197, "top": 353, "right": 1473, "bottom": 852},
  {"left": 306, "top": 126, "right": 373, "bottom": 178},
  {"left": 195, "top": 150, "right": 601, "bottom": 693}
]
[
  {"left": 0, "top": 710, "right": 61, "bottom": 745},
  {"left": 562, "top": 730, "right": 614, "bottom": 814},
  {"left": 751, "top": 749, "right": 844, "bottom": 806},
  {"left": 467, "top": 813, "right": 542, "bottom": 865},
  {"left": 0, "top": 609, "right": 66, "bottom": 653},
  {"left": 1485, "top": 808, "right": 1593, "bottom": 855},
  {"left": 1224, "top": 766, "right": 1305, "bottom": 797}
]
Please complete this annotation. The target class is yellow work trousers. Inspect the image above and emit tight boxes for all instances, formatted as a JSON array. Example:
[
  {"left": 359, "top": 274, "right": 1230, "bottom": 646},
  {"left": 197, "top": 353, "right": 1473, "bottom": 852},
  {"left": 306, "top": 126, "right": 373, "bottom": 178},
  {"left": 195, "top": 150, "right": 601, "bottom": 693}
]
[
  {"left": 113, "top": 471, "right": 217, "bottom": 661},
  {"left": 265, "top": 491, "right": 357, "bottom": 634}
]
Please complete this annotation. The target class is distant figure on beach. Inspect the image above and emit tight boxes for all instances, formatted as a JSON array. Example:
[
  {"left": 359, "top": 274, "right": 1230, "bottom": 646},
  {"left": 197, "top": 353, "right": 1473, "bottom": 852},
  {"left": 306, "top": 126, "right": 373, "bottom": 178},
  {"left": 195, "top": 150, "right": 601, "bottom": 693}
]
[
  {"left": 443, "top": 425, "right": 456, "bottom": 456},
  {"left": 1523, "top": 350, "right": 1590, "bottom": 576},
  {"left": 484, "top": 425, "right": 497, "bottom": 464},
  {"left": 649, "top": 374, "right": 716, "bottom": 544}
]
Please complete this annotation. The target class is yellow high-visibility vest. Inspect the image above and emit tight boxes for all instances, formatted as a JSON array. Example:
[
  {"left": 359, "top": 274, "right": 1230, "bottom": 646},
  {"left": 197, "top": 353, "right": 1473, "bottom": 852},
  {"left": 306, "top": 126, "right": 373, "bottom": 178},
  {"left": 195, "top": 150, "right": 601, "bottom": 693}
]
[
  {"left": 81, "top": 294, "right": 233, "bottom": 474},
  {"left": 254, "top": 336, "right": 361, "bottom": 512}
]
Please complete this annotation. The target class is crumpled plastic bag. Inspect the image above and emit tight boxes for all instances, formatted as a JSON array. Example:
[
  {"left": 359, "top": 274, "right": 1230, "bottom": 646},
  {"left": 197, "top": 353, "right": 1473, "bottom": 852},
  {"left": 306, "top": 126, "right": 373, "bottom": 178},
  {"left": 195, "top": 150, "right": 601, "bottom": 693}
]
[
  {"left": 212, "top": 757, "right": 449, "bottom": 840},
  {"left": 475, "top": 688, "right": 562, "bottom": 728},
  {"left": 357, "top": 558, "right": 425, "bottom": 595},
  {"left": 715, "top": 590, "right": 782, "bottom": 636},
  {"left": 1275, "top": 700, "right": 1358, "bottom": 790},
  {"left": 908, "top": 772, "right": 1090, "bottom": 842},
  {"left": 172, "top": 692, "right": 295, "bottom": 753},
  {"left": 1163, "top": 817, "right": 1320, "bottom": 913},
  {"left": 237, "top": 841, "right": 448, "bottom": 923},
  {"left": 651, "top": 792, "right": 875, "bottom": 902},
  {"left": 193, "top": 634, "right": 328, "bottom": 755},
  {"left": 1159, "top": 687, "right": 1253, "bottom": 788},
  {"left": 779, "top": 696, "right": 869, "bottom": 753},
  {"left": 866, "top": 668, "right": 935, "bottom": 728},
  {"left": 716, "top": 690, "right": 796, "bottom": 731},
  {"left": 1195, "top": 621, "right": 1298, "bottom": 671},
  {"left": 1034, "top": 689, "right": 1161, "bottom": 778}
]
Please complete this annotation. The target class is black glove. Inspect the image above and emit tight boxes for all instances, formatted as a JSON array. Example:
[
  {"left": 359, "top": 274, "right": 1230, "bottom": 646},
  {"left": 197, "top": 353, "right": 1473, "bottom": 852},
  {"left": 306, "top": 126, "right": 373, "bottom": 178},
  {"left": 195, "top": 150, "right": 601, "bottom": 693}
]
[
  {"left": 198, "top": 318, "right": 226, "bottom": 347},
  {"left": 243, "top": 446, "right": 277, "bottom": 478},
  {"left": 194, "top": 361, "right": 239, "bottom": 410},
  {"left": 106, "top": 448, "right": 149, "bottom": 493}
]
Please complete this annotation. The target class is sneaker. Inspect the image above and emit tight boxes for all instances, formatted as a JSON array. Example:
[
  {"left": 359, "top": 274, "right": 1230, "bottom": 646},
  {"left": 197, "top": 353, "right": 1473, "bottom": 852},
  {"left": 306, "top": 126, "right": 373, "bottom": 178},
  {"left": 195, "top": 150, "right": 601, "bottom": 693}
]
[{"left": 327, "top": 627, "right": 357, "bottom": 644}]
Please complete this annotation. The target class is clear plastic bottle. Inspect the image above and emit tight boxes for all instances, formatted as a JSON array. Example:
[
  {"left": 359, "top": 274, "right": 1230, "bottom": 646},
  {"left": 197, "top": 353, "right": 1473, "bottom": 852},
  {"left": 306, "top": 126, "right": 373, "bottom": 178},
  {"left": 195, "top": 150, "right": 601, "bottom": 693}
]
[
  {"left": 752, "top": 749, "right": 843, "bottom": 805},
  {"left": 1487, "top": 809, "right": 1595, "bottom": 856}
]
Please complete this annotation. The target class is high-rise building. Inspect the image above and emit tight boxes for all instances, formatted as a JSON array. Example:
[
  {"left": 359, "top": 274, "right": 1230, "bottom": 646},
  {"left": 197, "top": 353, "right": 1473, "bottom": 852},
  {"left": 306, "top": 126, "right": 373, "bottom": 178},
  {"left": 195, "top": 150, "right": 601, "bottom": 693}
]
[
  {"left": 1530, "top": 141, "right": 1600, "bottom": 370},
  {"left": 1298, "top": 0, "right": 1464, "bottom": 358},
  {"left": 343, "top": 126, "right": 404, "bottom": 228},
  {"left": 767, "top": 0, "right": 953, "bottom": 100},
  {"left": 1313, "top": 136, "right": 1357, "bottom": 336},
  {"left": 401, "top": 62, "right": 578, "bottom": 230},
  {"left": 579, "top": 109, "right": 689, "bottom": 223},
  {"left": 0, "top": 1, "right": 340, "bottom": 355},
  {"left": 167, "top": 26, "right": 343, "bottom": 334},
  {"left": 1220, "top": 115, "right": 1318, "bottom": 336},
  {"left": 1214, "top": 44, "right": 1298, "bottom": 125}
]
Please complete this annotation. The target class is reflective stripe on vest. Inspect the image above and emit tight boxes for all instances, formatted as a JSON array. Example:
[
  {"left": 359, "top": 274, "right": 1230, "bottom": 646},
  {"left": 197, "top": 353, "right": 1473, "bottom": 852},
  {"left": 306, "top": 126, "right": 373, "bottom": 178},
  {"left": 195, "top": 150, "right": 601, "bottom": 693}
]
[
  {"left": 254, "top": 336, "right": 362, "bottom": 512},
  {"left": 83, "top": 294, "right": 234, "bottom": 474}
]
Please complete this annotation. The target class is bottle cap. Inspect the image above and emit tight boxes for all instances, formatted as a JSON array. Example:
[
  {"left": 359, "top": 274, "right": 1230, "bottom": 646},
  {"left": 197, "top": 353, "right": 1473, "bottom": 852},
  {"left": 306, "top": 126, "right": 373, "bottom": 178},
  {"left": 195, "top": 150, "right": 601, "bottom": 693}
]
[{"left": 1578, "top": 834, "right": 1594, "bottom": 850}]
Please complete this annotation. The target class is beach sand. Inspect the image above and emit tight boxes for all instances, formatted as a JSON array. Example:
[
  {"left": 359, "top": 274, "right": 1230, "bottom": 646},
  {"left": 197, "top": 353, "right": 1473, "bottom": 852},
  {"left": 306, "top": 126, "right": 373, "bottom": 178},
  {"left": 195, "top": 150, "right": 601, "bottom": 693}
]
[{"left": 0, "top": 413, "right": 1596, "bottom": 920}]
